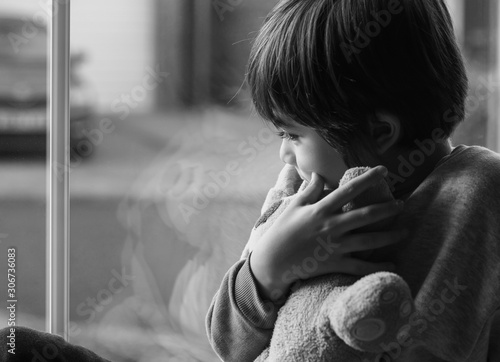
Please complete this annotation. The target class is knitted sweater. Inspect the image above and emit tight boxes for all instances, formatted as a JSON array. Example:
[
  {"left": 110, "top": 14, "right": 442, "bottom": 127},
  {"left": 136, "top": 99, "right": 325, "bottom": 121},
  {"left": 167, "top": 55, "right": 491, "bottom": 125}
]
[{"left": 205, "top": 145, "right": 500, "bottom": 362}]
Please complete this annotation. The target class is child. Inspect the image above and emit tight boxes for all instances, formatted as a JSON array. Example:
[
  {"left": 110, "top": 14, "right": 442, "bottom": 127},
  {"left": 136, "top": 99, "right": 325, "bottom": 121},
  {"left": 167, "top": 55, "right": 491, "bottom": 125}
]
[{"left": 205, "top": 0, "right": 500, "bottom": 361}]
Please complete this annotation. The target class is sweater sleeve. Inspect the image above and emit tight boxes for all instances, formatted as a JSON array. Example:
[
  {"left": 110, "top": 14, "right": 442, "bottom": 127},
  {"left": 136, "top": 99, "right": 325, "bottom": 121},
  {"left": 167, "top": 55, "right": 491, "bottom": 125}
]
[{"left": 205, "top": 252, "right": 284, "bottom": 362}]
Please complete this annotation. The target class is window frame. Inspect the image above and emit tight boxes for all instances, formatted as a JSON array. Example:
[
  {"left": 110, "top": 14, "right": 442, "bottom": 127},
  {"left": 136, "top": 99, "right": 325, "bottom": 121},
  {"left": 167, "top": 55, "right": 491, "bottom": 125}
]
[{"left": 46, "top": 0, "right": 70, "bottom": 340}]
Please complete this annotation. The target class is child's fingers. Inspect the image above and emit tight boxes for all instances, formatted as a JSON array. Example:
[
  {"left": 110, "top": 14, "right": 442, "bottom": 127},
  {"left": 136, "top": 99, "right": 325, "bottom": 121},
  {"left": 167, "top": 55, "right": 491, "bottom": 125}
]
[
  {"left": 335, "top": 200, "right": 403, "bottom": 234},
  {"left": 335, "top": 258, "right": 396, "bottom": 276},
  {"left": 335, "top": 230, "right": 406, "bottom": 254},
  {"left": 316, "top": 166, "right": 387, "bottom": 212},
  {"left": 296, "top": 172, "right": 324, "bottom": 205}
]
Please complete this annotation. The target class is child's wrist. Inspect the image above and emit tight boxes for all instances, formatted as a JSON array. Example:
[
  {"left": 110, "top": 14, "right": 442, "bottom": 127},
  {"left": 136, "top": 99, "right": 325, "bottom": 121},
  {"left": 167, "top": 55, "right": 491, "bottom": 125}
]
[
  {"left": 256, "top": 277, "right": 291, "bottom": 303},
  {"left": 249, "top": 253, "right": 291, "bottom": 302}
]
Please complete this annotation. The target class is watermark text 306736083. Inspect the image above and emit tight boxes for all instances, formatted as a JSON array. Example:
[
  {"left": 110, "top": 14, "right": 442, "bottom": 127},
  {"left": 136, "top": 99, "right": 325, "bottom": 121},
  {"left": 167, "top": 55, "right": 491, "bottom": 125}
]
[{"left": 6, "top": 247, "right": 17, "bottom": 355}]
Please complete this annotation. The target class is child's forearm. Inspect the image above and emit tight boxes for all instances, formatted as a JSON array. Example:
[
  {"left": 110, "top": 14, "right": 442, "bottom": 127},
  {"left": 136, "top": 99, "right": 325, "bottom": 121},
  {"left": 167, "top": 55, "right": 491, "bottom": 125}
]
[{"left": 206, "top": 258, "right": 282, "bottom": 361}]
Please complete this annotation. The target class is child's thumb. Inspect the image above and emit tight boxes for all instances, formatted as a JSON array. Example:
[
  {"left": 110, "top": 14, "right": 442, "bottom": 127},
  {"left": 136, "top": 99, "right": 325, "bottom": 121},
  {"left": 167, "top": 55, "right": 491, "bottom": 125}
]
[{"left": 297, "top": 172, "right": 324, "bottom": 204}]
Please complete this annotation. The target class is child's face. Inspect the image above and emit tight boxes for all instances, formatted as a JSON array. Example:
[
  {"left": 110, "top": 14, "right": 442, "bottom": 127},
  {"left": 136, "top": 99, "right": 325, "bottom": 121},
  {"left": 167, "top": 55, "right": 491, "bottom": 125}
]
[{"left": 276, "top": 119, "right": 348, "bottom": 189}]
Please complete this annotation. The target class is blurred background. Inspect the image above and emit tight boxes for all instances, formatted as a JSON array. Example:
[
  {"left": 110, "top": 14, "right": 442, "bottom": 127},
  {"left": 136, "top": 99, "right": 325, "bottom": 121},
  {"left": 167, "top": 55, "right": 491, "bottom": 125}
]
[{"left": 0, "top": 0, "right": 498, "bottom": 361}]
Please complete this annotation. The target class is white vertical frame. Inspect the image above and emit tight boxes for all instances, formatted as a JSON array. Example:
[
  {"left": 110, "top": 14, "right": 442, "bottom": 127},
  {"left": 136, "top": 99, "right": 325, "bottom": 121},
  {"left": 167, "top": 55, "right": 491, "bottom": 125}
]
[
  {"left": 490, "top": 0, "right": 500, "bottom": 152},
  {"left": 46, "top": 0, "right": 70, "bottom": 339}
]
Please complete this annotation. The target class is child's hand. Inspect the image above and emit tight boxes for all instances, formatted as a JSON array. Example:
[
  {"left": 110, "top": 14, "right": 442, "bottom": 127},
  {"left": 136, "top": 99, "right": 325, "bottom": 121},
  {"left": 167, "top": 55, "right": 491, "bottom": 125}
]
[{"left": 250, "top": 166, "right": 406, "bottom": 301}]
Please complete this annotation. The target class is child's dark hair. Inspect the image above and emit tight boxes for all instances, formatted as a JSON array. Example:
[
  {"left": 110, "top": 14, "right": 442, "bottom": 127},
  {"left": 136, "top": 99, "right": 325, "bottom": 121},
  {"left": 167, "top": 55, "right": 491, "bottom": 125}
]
[{"left": 247, "top": 0, "right": 468, "bottom": 166}]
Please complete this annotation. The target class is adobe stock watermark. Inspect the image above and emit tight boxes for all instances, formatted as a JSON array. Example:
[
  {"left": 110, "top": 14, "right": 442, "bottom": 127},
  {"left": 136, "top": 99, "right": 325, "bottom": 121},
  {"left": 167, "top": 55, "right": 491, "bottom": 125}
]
[
  {"left": 54, "top": 117, "right": 116, "bottom": 181},
  {"left": 31, "top": 342, "right": 66, "bottom": 362},
  {"left": 212, "top": 0, "right": 244, "bottom": 21},
  {"left": 243, "top": 234, "right": 344, "bottom": 323},
  {"left": 386, "top": 74, "right": 500, "bottom": 190},
  {"left": 170, "top": 126, "right": 276, "bottom": 230},
  {"left": 362, "top": 278, "right": 468, "bottom": 362},
  {"left": 341, "top": 0, "right": 403, "bottom": 63},
  {"left": 6, "top": 0, "right": 68, "bottom": 54},
  {"left": 69, "top": 267, "right": 134, "bottom": 337},
  {"left": 110, "top": 65, "right": 169, "bottom": 121},
  {"left": 54, "top": 64, "right": 169, "bottom": 180},
  {"left": 385, "top": 128, "right": 446, "bottom": 192}
]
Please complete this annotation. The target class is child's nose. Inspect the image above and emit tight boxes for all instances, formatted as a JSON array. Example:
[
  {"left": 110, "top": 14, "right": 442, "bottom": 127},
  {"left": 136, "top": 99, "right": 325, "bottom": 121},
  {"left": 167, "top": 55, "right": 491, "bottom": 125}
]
[{"left": 279, "top": 140, "right": 295, "bottom": 165}]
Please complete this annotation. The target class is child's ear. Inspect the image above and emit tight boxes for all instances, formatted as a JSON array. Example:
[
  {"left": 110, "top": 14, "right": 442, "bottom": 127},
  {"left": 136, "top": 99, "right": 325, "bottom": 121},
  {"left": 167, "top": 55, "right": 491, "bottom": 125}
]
[{"left": 368, "top": 112, "right": 401, "bottom": 154}]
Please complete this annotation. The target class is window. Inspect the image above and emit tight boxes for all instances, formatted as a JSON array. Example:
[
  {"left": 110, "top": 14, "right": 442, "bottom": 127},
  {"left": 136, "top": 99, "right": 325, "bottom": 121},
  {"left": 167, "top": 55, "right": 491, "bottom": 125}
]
[{"left": 1, "top": 2, "right": 498, "bottom": 362}]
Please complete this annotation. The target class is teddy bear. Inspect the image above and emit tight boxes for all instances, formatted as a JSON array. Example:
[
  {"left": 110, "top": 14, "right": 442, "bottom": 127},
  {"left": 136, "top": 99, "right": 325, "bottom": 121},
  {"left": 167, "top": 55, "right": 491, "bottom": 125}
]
[{"left": 242, "top": 166, "right": 415, "bottom": 362}]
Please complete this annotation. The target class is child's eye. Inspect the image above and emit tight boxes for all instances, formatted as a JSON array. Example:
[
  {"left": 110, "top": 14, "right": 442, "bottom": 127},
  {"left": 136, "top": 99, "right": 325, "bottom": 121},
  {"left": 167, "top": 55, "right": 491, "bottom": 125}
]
[{"left": 276, "top": 131, "right": 299, "bottom": 141}]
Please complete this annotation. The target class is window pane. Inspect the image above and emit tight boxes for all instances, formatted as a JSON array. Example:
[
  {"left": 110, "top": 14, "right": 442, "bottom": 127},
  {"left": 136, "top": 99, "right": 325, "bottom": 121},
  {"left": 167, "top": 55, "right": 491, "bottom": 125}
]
[
  {"left": 68, "top": 1, "right": 281, "bottom": 361},
  {"left": 0, "top": 1, "right": 49, "bottom": 332},
  {"left": 448, "top": 0, "right": 499, "bottom": 149}
]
